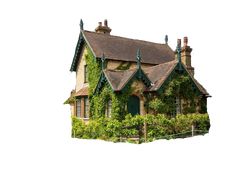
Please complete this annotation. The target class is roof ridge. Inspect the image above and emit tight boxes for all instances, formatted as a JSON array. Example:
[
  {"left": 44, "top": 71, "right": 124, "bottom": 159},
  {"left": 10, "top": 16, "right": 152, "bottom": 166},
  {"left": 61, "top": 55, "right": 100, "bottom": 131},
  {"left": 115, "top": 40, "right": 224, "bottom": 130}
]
[
  {"left": 105, "top": 68, "right": 137, "bottom": 73},
  {"left": 83, "top": 30, "right": 169, "bottom": 47},
  {"left": 143, "top": 59, "right": 178, "bottom": 72}
]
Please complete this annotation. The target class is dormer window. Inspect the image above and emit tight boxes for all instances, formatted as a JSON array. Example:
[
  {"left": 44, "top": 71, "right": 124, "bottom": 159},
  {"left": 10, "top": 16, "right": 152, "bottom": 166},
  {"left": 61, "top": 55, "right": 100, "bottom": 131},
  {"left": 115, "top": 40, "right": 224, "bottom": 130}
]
[{"left": 84, "top": 65, "right": 88, "bottom": 83}]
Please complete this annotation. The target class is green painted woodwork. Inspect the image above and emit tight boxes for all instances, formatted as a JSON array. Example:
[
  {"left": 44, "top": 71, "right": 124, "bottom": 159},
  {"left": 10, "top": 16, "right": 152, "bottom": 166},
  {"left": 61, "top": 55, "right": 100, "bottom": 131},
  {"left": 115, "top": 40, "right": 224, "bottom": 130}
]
[
  {"left": 70, "top": 32, "right": 85, "bottom": 72},
  {"left": 127, "top": 95, "right": 140, "bottom": 116}
]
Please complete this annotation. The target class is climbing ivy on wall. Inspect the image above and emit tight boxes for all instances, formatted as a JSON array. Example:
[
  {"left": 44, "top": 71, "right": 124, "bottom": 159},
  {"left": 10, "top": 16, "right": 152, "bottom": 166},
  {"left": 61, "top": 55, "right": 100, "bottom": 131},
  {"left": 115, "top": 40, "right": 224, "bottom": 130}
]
[
  {"left": 91, "top": 83, "right": 132, "bottom": 120},
  {"left": 148, "top": 70, "right": 207, "bottom": 116},
  {"left": 84, "top": 46, "right": 132, "bottom": 120},
  {"left": 84, "top": 46, "right": 101, "bottom": 95}
]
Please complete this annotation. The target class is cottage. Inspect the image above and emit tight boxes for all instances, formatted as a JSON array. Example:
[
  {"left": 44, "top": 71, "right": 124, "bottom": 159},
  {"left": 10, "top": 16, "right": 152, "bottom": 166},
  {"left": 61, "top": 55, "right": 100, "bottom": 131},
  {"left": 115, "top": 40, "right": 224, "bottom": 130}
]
[{"left": 65, "top": 19, "right": 210, "bottom": 121}]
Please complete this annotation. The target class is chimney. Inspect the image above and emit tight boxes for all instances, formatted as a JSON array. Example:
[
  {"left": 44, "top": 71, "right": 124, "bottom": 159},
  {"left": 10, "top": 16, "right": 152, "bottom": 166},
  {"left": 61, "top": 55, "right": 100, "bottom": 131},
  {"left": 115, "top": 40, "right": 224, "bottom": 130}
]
[
  {"left": 95, "top": 19, "right": 112, "bottom": 34},
  {"left": 175, "top": 37, "right": 194, "bottom": 76}
]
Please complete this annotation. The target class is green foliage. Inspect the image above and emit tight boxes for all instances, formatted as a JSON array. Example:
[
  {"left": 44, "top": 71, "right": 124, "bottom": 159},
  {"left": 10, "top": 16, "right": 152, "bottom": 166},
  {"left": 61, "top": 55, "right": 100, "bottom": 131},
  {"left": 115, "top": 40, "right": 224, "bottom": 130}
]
[
  {"left": 148, "top": 71, "right": 204, "bottom": 115},
  {"left": 149, "top": 98, "right": 167, "bottom": 114},
  {"left": 84, "top": 46, "right": 132, "bottom": 120},
  {"left": 71, "top": 113, "right": 210, "bottom": 143},
  {"left": 84, "top": 46, "right": 101, "bottom": 96},
  {"left": 116, "top": 62, "right": 131, "bottom": 70}
]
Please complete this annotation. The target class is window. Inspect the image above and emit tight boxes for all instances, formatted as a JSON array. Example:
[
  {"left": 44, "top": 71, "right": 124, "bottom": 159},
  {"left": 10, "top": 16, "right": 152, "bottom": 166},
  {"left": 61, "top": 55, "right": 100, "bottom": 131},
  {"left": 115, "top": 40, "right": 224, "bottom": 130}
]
[
  {"left": 84, "top": 65, "right": 88, "bottom": 83},
  {"left": 84, "top": 97, "right": 89, "bottom": 118},
  {"left": 175, "top": 97, "right": 181, "bottom": 114},
  {"left": 106, "top": 100, "right": 112, "bottom": 118},
  {"left": 76, "top": 98, "right": 81, "bottom": 117}
]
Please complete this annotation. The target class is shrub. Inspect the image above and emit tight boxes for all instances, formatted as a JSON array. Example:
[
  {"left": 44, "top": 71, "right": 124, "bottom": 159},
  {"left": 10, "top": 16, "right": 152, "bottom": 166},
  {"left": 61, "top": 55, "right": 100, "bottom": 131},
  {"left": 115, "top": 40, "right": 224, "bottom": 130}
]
[{"left": 71, "top": 113, "right": 210, "bottom": 143}]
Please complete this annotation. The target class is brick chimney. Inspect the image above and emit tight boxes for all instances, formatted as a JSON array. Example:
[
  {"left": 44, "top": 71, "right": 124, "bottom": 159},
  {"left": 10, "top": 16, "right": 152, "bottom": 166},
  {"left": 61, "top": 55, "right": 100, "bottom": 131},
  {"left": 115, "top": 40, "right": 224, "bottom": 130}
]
[
  {"left": 175, "top": 37, "right": 194, "bottom": 76},
  {"left": 95, "top": 19, "right": 112, "bottom": 34}
]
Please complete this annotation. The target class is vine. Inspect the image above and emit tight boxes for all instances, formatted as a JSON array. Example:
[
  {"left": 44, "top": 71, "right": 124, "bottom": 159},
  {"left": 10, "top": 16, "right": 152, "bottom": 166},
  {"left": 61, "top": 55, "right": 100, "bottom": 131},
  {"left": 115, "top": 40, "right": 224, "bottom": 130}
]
[
  {"left": 149, "top": 71, "right": 206, "bottom": 116},
  {"left": 85, "top": 46, "right": 132, "bottom": 120},
  {"left": 116, "top": 61, "right": 131, "bottom": 70}
]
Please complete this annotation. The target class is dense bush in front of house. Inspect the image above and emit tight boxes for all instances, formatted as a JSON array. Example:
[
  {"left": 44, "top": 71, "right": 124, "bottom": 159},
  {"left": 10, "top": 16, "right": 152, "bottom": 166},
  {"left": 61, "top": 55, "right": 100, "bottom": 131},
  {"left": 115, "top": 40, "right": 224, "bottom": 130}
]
[{"left": 71, "top": 113, "right": 210, "bottom": 143}]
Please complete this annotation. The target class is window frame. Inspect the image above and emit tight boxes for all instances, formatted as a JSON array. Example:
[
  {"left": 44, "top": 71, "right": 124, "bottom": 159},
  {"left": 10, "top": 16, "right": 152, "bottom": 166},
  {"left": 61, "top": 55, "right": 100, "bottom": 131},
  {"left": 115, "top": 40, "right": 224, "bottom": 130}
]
[
  {"left": 106, "top": 99, "right": 112, "bottom": 118},
  {"left": 84, "top": 97, "right": 89, "bottom": 118},
  {"left": 76, "top": 98, "right": 81, "bottom": 118},
  {"left": 84, "top": 65, "right": 88, "bottom": 83},
  {"left": 175, "top": 97, "right": 181, "bottom": 114}
]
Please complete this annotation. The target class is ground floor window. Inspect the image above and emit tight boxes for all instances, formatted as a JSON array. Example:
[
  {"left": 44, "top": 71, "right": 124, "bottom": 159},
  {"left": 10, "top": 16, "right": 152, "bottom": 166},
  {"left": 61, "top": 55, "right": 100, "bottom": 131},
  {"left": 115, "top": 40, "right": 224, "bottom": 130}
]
[
  {"left": 84, "top": 97, "right": 89, "bottom": 118},
  {"left": 76, "top": 97, "right": 89, "bottom": 119},
  {"left": 76, "top": 98, "right": 81, "bottom": 117}
]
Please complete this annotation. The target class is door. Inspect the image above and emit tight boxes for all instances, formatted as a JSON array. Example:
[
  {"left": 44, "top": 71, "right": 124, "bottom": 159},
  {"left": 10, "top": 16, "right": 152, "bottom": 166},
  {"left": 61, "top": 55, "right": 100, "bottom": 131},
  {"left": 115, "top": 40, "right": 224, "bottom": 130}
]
[{"left": 127, "top": 95, "right": 140, "bottom": 116}]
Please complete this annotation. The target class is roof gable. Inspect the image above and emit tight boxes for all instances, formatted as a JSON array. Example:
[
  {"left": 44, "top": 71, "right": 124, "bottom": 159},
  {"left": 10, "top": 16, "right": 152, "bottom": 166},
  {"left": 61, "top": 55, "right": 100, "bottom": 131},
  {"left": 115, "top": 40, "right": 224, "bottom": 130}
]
[
  {"left": 94, "top": 67, "right": 152, "bottom": 94},
  {"left": 143, "top": 60, "right": 178, "bottom": 91},
  {"left": 70, "top": 32, "right": 85, "bottom": 72},
  {"left": 143, "top": 60, "right": 209, "bottom": 96}
]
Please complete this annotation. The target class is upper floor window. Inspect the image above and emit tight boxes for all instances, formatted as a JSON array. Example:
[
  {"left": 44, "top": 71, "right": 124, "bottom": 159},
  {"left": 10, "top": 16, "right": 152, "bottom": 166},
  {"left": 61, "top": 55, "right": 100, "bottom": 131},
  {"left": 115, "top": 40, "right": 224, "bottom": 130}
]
[
  {"left": 175, "top": 97, "right": 181, "bottom": 114},
  {"left": 105, "top": 100, "right": 112, "bottom": 118},
  {"left": 84, "top": 65, "right": 88, "bottom": 83}
]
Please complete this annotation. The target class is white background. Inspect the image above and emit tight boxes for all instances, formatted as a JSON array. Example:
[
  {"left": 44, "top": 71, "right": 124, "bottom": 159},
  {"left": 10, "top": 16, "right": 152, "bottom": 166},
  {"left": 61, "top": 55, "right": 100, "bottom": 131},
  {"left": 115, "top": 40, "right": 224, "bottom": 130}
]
[{"left": 0, "top": 0, "right": 236, "bottom": 176}]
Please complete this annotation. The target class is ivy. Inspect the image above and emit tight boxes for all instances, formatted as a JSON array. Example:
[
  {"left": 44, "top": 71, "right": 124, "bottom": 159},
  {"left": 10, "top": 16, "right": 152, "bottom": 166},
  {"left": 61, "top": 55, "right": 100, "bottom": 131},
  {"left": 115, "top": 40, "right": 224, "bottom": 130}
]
[
  {"left": 149, "top": 71, "right": 206, "bottom": 116},
  {"left": 116, "top": 61, "right": 131, "bottom": 70},
  {"left": 85, "top": 46, "right": 132, "bottom": 120},
  {"left": 84, "top": 46, "right": 101, "bottom": 96}
]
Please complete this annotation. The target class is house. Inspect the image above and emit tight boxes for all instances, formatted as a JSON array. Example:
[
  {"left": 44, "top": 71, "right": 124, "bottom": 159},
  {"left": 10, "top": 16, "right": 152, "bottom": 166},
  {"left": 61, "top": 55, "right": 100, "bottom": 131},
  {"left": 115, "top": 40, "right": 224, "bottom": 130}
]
[{"left": 65, "top": 19, "right": 210, "bottom": 121}]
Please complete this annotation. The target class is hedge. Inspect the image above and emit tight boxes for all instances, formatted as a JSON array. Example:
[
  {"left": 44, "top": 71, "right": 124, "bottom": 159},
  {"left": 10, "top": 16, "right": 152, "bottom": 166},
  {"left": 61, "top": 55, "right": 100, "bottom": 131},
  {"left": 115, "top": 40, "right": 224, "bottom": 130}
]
[{"left": 71, "top": 113, "right": 210, "bottom": 143}]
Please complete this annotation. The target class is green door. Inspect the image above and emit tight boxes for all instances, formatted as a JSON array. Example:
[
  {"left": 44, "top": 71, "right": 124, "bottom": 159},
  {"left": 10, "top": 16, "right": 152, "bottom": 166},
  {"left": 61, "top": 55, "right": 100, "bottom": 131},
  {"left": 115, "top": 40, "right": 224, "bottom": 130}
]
[{"left": 127, "top": 95, "right": 140, "bottom": 116}]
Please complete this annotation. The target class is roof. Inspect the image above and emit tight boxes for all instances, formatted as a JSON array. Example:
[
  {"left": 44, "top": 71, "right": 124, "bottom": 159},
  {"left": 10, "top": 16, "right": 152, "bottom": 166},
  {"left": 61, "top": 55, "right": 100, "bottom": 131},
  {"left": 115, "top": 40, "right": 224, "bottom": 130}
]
[
  {"left": 83, "top": 31, "right": 174, "bottom": 64},
  {"left": 143, "top": 60, "right": 178, "bottom": 91},
  {"left": 75, "top": 86, "right": 89, "bottom": 96},
  {"left": 99, "top": 60, "right": 209, "bottom": 96},
  {"left": 104, "top": 68, "right": 137, "bottom": 91},
  {"left": 71, "top": 30, "right": 174, "bottom": 72}
]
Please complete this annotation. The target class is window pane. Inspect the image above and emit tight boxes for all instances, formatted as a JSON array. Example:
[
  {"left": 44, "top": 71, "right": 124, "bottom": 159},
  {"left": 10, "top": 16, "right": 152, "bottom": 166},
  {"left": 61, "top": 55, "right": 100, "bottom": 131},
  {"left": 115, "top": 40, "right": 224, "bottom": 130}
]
[
  {"left": 76, "top": 99, "right": 81, "bottom": 117},
  {"left": 84, "top": 97, "right": 89, "bottom": 118},
  {"left": 176, "top": 97, "right": 181, "bottom": 114},
  {"left": 108, "top": 100, "right": 112, "bottom": 118}
]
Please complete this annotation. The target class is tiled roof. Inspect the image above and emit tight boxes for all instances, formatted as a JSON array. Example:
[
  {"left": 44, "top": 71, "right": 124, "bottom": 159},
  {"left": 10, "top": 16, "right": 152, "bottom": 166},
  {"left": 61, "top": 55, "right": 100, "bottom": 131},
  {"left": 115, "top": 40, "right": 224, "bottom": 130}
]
[
  {"left": 143, "top": 60, "right": 178, "bottom": 91},
  {"left": 102, "top": 60, "right": 209, "bottom": 96},
  {"left": 75, "top": 86, "right": 89, "bottom": 96},
  {"left": 83, "top": 31, "right": 175, "bottom": 65},
  {"left": 104, "top": 68, "right": 137, "bottom": 91}
]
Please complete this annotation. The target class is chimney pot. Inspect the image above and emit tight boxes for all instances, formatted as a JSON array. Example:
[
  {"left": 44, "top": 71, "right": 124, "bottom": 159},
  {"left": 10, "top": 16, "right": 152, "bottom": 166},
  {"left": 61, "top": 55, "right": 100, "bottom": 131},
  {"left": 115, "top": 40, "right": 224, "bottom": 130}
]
[
  {"left": 98, "top": 22, "right": 102, "bottom": 26},
  {"left": 104, "top": 19, "right": 108, "bottom": 27},
  {"left": 184, "top": 36, "right": 188, "bottom": 46}
]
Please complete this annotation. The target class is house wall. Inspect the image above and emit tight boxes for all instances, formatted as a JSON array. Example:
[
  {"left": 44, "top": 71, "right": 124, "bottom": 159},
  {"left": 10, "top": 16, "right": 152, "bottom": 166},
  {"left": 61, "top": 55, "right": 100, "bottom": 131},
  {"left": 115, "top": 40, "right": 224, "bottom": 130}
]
[
  {"left": 75, "top": 47, "right": 89, "bottom": 92},
  {"left": 70, "top": 102, "right": 75, "bottom": 116},
  {"left": 129, "top": 63, "right": 154, "bottom": 69},
  {"left": 130, "top": 80, "right": 147, "bottom": 115},
  {"left": 106, "top": 60, "right": 154, "bottom": 70}
]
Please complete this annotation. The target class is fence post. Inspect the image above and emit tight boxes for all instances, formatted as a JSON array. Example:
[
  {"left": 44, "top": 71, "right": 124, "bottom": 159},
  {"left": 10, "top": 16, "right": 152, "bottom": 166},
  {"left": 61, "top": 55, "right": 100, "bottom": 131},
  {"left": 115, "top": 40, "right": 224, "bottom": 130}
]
[
  {"left": 144, "top": 121, "right": 147, "bottom": 143},
  {"left": 191, "top": 124, "right": 194, "bottom": 137}
]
